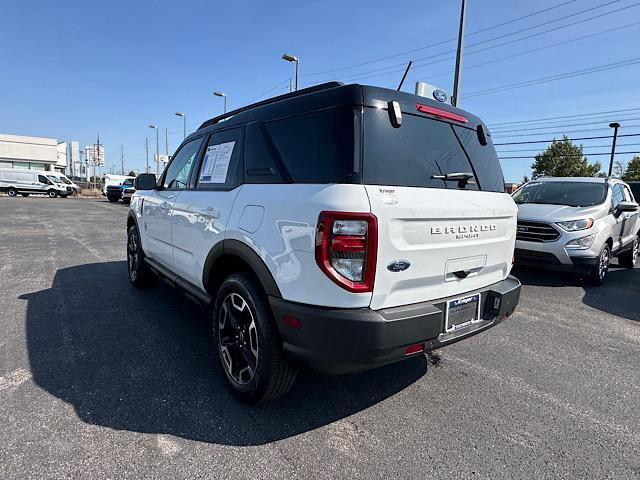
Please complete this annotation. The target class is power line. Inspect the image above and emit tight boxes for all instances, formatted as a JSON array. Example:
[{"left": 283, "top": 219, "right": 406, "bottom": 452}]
[
  {"left": 499, "top": 151, "right": 640, "bottom": 159},
  {"left": 494, "top": 133, "right": 640, "bottom": 145},
  {"left": 493, "top": 124, "right": 640, "bottom": 138},
  {"left": 488, "top": 106, "right": 640, "bottom": 127},
  {"left": 497, "top": 142, "right": 640, "bottom": 152},
  {"left": 425, "top": 21, "right": 640, "bottom": 82},
  {"left": 250, "top": 78, "right": 291, "bottom": 102},
  {"left": 466, "top": 56, "right": 640, "bottom": 98},
  {"left": 491, "top": 117, "right": 640, "bottom": 134},
  {"left": 335, "top": 1, "right": 639, "bottom": 85},
  {"left": 303, "top": 0, "right": 582, "bottom": 78}
]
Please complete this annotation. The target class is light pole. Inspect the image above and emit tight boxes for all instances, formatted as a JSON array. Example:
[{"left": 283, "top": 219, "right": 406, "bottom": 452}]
[
  {"left": 451, "top": 0, "right": 467, "bottom": 107},
  {"left": 608, "top": 122, "right": 620, "bottom": 177},
  {"left": 175, "top": 112, "right": 186, "bottom": 139},
  {"left": 213, "top": 91, "right": 227, "bottom": 113},
  {"left": 282, "top": 53, "right": 299, "bottom": 91},
  {"left": 148, "top": 124, "right": 159, "bottom": 176},
  {"left": 145, "top": 138, "right": 149, "bottom": 173}
]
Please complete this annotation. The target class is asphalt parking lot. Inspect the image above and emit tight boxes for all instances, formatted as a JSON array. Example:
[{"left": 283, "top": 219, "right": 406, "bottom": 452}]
[{"left": 0, "top": 197, "right": 638, "bottom": 479}]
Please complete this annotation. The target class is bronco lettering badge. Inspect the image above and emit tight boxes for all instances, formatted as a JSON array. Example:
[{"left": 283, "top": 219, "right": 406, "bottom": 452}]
[{"left": 431, "top": 224, "right": 497, "bottom": 240}]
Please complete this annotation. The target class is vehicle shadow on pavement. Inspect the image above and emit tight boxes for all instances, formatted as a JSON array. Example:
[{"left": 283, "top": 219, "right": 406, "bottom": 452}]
[
  {"left": 22, "top": 261, "right": 427, "bottom": 446},
  {"left": 514, "top": 265, "right": 640, "bottom": 322}
]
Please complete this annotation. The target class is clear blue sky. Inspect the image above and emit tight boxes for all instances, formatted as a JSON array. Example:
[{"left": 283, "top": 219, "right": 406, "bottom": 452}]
[{"left": 2, "top": 0, "right": 639, "bottom": 182}]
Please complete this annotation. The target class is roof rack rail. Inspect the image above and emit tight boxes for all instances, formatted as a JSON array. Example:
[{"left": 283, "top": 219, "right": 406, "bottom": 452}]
[{"left": 198, "top": 81, "right": 345, "bottom": 130}]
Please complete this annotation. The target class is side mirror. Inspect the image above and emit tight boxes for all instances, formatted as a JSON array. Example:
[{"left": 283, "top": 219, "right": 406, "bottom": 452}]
[
  {"left": 615, "top": 200, "right": 639, "bottom": 215},
  {"left": 134, "top": 173, "right": 157, "bottom": 191}
]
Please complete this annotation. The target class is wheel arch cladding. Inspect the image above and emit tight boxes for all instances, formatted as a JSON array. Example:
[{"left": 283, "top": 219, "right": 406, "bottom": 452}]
[{"left": 202, "top": 239, "right": 282, "bottom": 299}]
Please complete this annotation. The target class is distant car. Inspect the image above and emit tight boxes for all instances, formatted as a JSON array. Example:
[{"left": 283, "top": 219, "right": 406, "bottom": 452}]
[
  {"left": 103, "top": 174, "right": 135, "bottom": 196},
  {"left": 106, "top": 178, "right": 135, "bottom": 202},
  {"left": 513, "top": 177, "right": 639, "bottom": 285},
  {"left": 121, "top": 179, "right": 135, "bottom": 205},
  {"left": 48, "top": 173, "right": 80, "bottom": 194}
]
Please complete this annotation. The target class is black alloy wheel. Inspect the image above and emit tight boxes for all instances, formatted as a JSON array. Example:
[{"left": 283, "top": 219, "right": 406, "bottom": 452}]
[{"left": 218, "top": 292, "right": 259, "bottom": 386}]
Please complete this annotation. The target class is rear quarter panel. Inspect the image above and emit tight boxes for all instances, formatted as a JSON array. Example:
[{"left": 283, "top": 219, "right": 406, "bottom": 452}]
[{"left": 225, "top": 184, "right": 373, "bottom": 308}]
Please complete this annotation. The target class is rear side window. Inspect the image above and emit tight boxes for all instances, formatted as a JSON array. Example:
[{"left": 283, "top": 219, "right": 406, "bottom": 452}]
[
  {"left": 245, "top": 108, "right": 356, "bottom": 184},
  {"left": 362, "top": 108, "right": 504, "bottom": 192}
]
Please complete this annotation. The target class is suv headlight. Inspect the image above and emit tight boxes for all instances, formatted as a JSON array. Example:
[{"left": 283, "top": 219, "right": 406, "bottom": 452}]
[
  {"left": 556, "top": 218, "right": 594, "bottom": 231},
  {"left": 565, "top": 234, "right": 595, "bottom": 250}
]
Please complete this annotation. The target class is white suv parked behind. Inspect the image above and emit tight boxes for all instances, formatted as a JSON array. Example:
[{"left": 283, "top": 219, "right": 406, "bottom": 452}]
[
  {"left": 126, "top": 82, "right": 521, "bottom": 402},
  {"left": 513, "top": 177, "right": 639, "bottom": 285}
]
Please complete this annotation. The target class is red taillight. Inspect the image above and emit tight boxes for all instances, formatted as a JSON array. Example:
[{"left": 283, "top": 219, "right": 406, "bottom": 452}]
[
  {"left": 404, "top": 343, "right": 425, "bottom": 355},
  {"left": 315, "top": 211, "right": 377, "bottom": 293},
  {"left": 415, "top": 104, "right": 468, "bottom": 123}
]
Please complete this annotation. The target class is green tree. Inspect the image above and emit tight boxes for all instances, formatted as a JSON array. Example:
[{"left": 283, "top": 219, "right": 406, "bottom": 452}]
[
  {"left": 531, "top": 136, "right": 601, "bottom": 179},
  {"left": 623, "top": 156, "right": 640, "bottom": 181},
  {"left": 128, "top": 170, "right": 136, "bottom": 177},
  {"left": 612, "top": 160, "right": 626, "bottom": 178},
  {"left": 522, "top": 174, "right": 530, "bottom": 184}
]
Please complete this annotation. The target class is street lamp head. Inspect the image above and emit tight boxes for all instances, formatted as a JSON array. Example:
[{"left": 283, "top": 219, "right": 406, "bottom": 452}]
[
  {"left": 148, "top": 124, "right": 157, "bottom": 129},
  {"left": 609, "top": 122, "right": 620, "bottom": 128},
  {"left": 282, "top": 53, "right": 298, "bottom": 63},
  {"left": 175, "top": 112, "right": 184, "bottom": 117},
  {"left": 213, "top": 91, "right": 226, "bottom": 98}
]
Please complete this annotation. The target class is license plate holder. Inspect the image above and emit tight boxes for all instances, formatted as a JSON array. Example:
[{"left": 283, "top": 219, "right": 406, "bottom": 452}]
[{"left": 445, "top": 293, "right": 481, "bottom": 333}]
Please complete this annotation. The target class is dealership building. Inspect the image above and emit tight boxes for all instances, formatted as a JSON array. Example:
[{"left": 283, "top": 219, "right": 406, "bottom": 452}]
[{"left": 0, "top": 133, "right": 79, "bottom": 175}]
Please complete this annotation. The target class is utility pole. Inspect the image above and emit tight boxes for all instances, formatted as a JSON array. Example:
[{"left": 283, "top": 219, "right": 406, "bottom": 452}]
[
  {"left": 451, "top": 0, "right": 467, "bottom": 107},
  {"left": 165, "top": 128, "right": 169, "bottom": 160},
  {"left": 608, "top": 122, "right": 621, "bottom": 177},
  {"left": 120, "top": 144, "right": 124, "bottom": 175},
  {"left": 145, "top": 138, "right": 149, "bottom": 174}
]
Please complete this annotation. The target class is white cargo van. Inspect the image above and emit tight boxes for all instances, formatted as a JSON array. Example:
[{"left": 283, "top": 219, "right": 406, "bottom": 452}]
[{"left": 0, "top": 168, "right": 69, "bottom": 198}]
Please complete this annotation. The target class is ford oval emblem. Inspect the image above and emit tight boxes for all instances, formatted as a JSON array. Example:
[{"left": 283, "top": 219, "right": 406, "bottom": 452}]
[
  {"left": 387, "top": 259, "right": 411, "bottom": 272},
  {"left": 433, "top": 89, "right": 448, "bottom": 103}
]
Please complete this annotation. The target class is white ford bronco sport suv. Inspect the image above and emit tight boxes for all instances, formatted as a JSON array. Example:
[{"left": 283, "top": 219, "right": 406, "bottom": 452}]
[
  {"left": 126, "top": 82, "right": 521, "bottom": 402},
  {"left": 513, "top": 177, "right": 639, "bottom": 285}
]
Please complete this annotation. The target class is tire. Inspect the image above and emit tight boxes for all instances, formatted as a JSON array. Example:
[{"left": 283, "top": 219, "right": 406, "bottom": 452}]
[
  {"left": 618, "top": 234, "right": 639, "bottom": 268},
  {"left": 586, "top": 244, "right": 610, "bottom": 286},
  {"left": 213, "top": 273, "right": 298, "bottom": 403},
  {"left": 47, "top": 190, "right": 57, "bottom": 198},
  {"left": 122, "top": 198, "right": 131, "bottom": 205},
  {"left": 8, "top": 188, "right": 18, "bottom": 197},
  {"left": 20, "top": 193, "right": 29, "bottom": 197},
  {"left": 59, "top": 193, "right": 68, "bottom": 198},
  {"left": 127, "top": 225, "right": 155, "bottom": 288},
  {"left": 108, "top": 195, "right": 120, "bottom": 203}
]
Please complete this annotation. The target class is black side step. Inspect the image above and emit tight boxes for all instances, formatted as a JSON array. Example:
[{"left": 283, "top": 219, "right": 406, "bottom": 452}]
[{"left": 144, "top": 257, "right": 212, "bottom": 305}]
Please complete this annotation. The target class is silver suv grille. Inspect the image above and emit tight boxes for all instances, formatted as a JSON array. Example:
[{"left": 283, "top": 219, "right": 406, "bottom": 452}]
[{"left": 516, "top": 221, "right": 560, "bottom": 243}]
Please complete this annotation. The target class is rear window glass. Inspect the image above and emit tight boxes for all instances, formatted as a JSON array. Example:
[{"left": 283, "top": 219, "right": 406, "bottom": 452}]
[
  {"left": 362, "top": 108, "right": 504, "bottom": 192},
  {"left": 245, "top": 108, "right": 356, "bottom": 184}
]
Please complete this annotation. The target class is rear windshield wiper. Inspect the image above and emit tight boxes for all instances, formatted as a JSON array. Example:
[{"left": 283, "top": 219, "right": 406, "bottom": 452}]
[{"left": 432, "top": 172, "right": 475, "bottom": 188}]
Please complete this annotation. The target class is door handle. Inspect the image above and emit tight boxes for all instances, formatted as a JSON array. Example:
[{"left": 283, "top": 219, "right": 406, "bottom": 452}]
[{"left": 199, "top": 206, "right": 220, "bottom": 218}]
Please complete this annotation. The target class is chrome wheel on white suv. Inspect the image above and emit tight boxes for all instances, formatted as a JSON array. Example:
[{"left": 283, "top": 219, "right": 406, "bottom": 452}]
[{"left": 587, "top": 244, "right": 610, "bottom": 286}]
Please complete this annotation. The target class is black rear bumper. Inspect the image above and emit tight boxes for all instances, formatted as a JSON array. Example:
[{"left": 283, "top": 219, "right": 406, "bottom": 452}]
[{"left": 269, "top": 276, "right": 521, "bottom": 375}]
